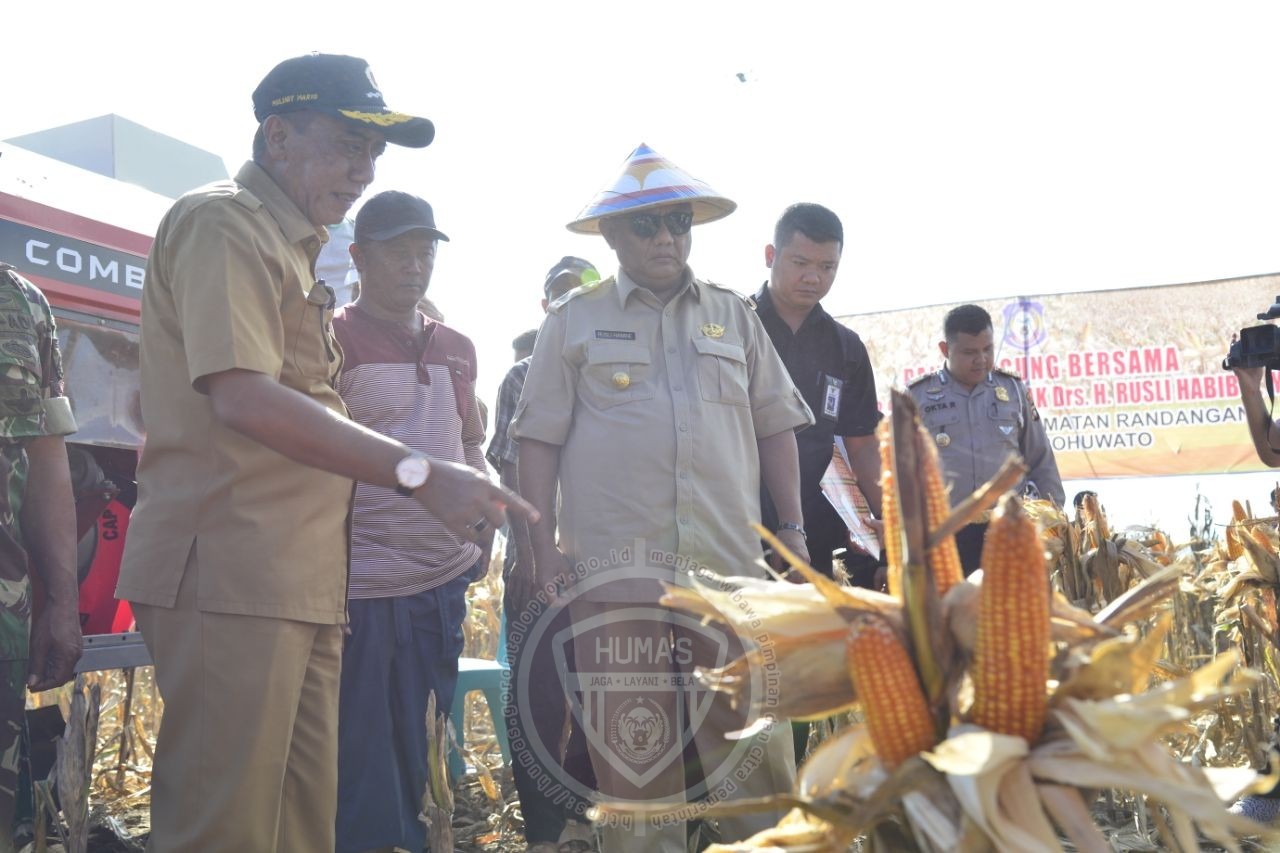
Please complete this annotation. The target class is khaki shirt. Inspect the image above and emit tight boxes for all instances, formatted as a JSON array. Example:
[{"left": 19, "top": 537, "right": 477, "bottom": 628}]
[
  {"left": 117, "top": 162, "right": 351, "bottom": 624},
  {"left": 512, "top": 270, "right": 812, "bottom": 598},
  {"left": 907, "top": 367, "right": 1065, "bottom": 507}
]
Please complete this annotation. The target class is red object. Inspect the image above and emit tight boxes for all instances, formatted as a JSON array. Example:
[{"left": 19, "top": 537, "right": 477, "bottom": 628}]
[{"left": 78, "top": 500, "right": 134, "bottom": 635}]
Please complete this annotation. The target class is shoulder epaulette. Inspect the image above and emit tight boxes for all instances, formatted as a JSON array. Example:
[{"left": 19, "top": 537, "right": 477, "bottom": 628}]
[
  {"left": 993, "top": 365, "right": 1023, "bottom": 381},
  {"left": 230, "top": 185, "right": 264, "bottom": 212},
  {"left": 548, "top": 275, "right": 610, "bottom": 313},
  {"left": 906, "top": 371, "right": 938, "bottom": 388},
  {"left": 702, "top": 280, "right": 753, "bottom": 304}
]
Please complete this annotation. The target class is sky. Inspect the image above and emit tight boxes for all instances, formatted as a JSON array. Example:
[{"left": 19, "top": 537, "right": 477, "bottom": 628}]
[{"left": 7, "top": 0, "right": 1280, "bottom": 534}]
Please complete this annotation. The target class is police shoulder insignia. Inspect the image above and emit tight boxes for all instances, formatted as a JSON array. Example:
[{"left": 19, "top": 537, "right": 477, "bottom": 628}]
[
  {"left": 548, "top": 275, "right": 610, "bottom": 313},
  {"left": 906, "top": 370, "right": 938, "bottom": 389},
  {"left": 993, "top": 365, "right": 1022, "bottom": 380}
]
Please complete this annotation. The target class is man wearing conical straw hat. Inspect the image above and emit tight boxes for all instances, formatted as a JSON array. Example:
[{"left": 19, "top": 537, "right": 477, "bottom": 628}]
[{"left": 511, "top": 144, "right": 814, "bottom": 850}]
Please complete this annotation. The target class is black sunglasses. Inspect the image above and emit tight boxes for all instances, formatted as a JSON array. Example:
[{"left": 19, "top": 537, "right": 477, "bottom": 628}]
[{"left": 626, "top": 210, "right": 694, "bottom": 239}]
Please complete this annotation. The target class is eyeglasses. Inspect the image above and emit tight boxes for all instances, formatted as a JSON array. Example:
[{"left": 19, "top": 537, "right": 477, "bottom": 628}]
[{"left": 626, "top": 210, "right": 694, "bottom": 239}]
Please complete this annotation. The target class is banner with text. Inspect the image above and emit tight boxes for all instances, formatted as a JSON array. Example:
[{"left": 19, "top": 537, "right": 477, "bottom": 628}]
[{"left": 839, "top": 273, "right": 1280, "bottom": 479}]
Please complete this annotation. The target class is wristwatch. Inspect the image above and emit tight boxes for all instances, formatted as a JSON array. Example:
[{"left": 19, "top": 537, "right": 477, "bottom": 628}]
[
  {"left": 777, "top": 522, "right": 808, "bottom": 540},
  {"left": 394, "top": 453, "right": 432, "bottom": 497}
]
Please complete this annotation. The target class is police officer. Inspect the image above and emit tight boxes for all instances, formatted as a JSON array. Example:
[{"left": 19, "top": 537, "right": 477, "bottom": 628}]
[{"left": 908, "top": 303, "right": 1064, "bottom": 573}]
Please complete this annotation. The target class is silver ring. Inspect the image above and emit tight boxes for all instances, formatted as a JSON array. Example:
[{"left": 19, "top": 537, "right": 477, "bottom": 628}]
[{"left": 469, "top": 518, "right": 490, "bottom": 534}]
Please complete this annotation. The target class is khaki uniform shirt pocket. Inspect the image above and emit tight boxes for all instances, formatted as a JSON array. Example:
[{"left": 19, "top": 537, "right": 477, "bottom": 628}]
[
  {"left": 287, "top": 283, "right": 341, "bottom": 389},
  {"left": 692, "top": 337, "right": 749, "bottom": 407},
  {"left": 581, "top": 340, "right": 654, "bottom": 409}
]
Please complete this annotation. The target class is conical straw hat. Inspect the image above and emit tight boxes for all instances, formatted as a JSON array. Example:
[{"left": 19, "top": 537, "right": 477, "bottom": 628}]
[{"left": 567, "top": 143, "right": 737, "bottom": 234}]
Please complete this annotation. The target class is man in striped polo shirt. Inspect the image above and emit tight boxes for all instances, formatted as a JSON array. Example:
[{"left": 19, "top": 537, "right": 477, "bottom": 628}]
[{"left": 331, "top": 191, "right": 488, "bottom": 853}]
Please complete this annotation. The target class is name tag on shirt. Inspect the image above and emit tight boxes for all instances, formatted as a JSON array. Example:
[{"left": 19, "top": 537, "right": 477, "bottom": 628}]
[
  {"left": 822, "top": 374, "right": 843, "bottom": 420},
  {"left": 595, "top": 330, "right": 636, "bottom": 341}
]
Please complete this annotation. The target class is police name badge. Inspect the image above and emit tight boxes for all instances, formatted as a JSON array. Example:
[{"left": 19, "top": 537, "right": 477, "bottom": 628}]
[
  {"left": 995, "top": 386, "right": 1010, "bottom": 402},
  {"left": 822, "top": 375, "right": 843, "bottom": 419}
]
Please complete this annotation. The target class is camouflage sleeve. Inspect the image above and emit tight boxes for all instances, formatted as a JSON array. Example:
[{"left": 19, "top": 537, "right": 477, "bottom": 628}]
[{"left": 0, "top": 266, "right": 76, "bottom": 438}]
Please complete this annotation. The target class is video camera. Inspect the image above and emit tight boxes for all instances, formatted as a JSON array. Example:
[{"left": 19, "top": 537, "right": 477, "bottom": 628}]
[{"left": 1223, "top": 296, "right": 1280, "bottom": 370}]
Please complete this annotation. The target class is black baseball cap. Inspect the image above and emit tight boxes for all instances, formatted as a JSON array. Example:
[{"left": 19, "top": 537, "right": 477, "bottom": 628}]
[
  {"left": 252, "top": 53, "right": 434, "bottom": 148},
  {"left": 354, "top": 191, "right": 450, "bottom": 243},
  {"left": 543, "top": 256, "right": 598, "bottom": 297}
]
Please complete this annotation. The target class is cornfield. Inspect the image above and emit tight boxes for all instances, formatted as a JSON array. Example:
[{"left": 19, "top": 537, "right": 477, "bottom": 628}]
[
  {"left": 603, "top": 390, "right": 1280, "bottom": 852},
  {"left": 26, "top": 405, "right": 1280, "bottom": 850}
]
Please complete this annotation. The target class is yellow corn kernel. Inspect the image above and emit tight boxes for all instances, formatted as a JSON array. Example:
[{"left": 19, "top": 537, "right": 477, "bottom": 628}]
[
  {"left": 918, "top": 426, "right": 963, "bottom": 596},
  {"left": 971, "top": 494, "right": 1050, "bottom": 744},
  {"left": 846, "top": 616, "right": 936, "bottom": 769}
]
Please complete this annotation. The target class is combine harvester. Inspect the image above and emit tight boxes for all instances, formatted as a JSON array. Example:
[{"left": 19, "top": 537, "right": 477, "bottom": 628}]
[{"left": 0, "top": 141, "right": 172, "bottom": 672}]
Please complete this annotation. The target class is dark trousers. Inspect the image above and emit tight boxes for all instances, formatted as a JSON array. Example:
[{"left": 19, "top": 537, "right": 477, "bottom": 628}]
[
  {"left": 503, "top": 591, "right": 595, "bottom": 843},
  {"left": 956, "top": 522, "right": 990, "bottom": 576},
  {"left": 335, "top": 572, "right": 471, "bottom": 853}
]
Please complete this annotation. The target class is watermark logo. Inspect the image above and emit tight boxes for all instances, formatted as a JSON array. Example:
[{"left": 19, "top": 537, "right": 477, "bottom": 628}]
[
  {"left": 503, "top": 540, "right": 784, "bottom": 827},
  {"left": 555, "top": 605, "right": 730, "bottom": 789},
  {"left": 612, "top": 696, "right": 668, "bottom": 763}
]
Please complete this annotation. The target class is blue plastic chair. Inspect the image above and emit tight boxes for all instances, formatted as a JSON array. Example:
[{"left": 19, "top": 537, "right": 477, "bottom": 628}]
[{"left": 447, "top": 657, "right": 512, "bottom": 780}]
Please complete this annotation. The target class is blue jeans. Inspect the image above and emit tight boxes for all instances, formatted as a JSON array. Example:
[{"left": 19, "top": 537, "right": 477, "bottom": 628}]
[{"left": 335, "top": 568, "right": 472, "bottom": 853}]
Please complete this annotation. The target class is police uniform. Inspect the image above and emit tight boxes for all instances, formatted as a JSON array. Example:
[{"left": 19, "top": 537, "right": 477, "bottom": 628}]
[
  {"left": 907, "top": 366, "right": 1064, "bottom": 573},
  {"left": 751, "top": 283, "right": 882, "bottom": 579}
]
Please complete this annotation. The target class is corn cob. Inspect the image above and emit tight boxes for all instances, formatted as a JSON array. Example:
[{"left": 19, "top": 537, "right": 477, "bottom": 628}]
[
  {"left": 1250, "top": 524, "right": 1274, "bottom": 554},
  {"left": 971, "top": 494, "right": 1050, "bottom": 743},
  {"left": 1223, "top": 500, "right": 1248, "bottom": 561},
  {"left": 1233, "top": 499, "right": 1249, "bottom": 522},
  {"left": 1081, "top": 493, "right": 1108, "bottom": 549},
  {"left": 845, "top": 615, "right": 937, "bottom": 769},
  {"left": 918, "top": 427, "right": 964, "bottom": 596},
  {"left": 878, "top": 422, "right": 905, "bottom": 598}
]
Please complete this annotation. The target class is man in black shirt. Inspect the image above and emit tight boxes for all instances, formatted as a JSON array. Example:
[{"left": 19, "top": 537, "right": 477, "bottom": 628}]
[{"left": 753, "top": 203, "right": 883, "bottom": 583}]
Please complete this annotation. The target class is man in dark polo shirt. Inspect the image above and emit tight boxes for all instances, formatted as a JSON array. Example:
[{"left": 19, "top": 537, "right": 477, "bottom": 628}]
[{"left": 753, "top": 203, "right": 883, "bottom": 583}]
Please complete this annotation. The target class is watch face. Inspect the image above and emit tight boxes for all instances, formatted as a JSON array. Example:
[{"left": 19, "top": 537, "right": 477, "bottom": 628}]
[{"left": 397, "top": 455, "right": 430, "bottom": 489}]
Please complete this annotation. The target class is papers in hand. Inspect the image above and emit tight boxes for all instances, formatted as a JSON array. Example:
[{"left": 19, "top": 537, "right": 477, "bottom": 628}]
[{"left": 821, "top": 444, "right": 881, "bottom": 560}]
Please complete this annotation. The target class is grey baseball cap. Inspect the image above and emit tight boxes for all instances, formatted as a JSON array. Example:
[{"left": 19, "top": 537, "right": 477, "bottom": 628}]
[{"left": 353, "top": 191, "right": 450, "bottom": 243}]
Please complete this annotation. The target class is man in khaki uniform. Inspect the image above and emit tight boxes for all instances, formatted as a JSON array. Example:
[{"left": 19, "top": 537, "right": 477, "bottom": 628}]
[
  {"left": 513, "top": 144, "right": 813, "bottom": 851},
  {"left": 116, "top": 54, "right": 533, "bottom": 853}
]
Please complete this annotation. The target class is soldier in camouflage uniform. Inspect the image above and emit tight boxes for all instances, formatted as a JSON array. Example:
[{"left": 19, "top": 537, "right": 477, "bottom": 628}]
[{"left": 0, "top": 263, "right": 81, "bottom": 852}]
